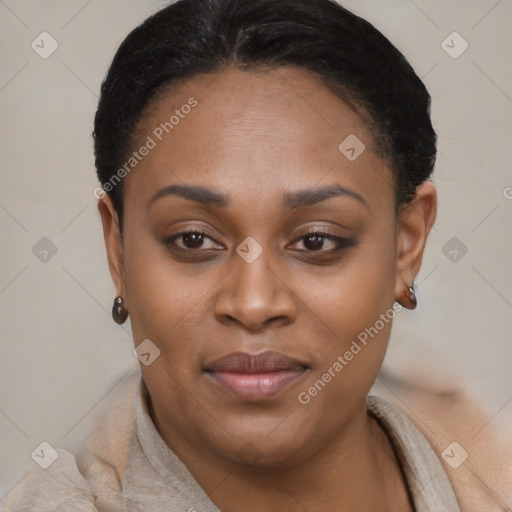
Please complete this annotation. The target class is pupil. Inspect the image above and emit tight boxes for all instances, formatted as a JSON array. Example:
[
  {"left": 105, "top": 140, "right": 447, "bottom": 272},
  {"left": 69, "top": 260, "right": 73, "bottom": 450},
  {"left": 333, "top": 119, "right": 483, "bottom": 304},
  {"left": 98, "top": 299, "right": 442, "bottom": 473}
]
[
  {"left": 304, "top": 234, "right": 324, "bottom": 251},
  {"left": 184, "top": 233, "right": 204, "bottom": 249}
]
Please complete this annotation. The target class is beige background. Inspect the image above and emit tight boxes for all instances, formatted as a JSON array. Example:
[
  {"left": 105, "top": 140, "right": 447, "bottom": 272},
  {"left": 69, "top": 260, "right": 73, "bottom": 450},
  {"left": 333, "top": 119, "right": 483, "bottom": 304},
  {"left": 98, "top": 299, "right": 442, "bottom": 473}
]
[{"left": 1, "top": 0, "right": 511, "bottom": 497}]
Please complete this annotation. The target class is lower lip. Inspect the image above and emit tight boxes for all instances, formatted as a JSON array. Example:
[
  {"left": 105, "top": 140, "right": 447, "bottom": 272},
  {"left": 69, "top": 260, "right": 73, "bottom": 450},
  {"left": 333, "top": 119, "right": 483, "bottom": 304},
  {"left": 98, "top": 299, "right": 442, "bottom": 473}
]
[{"left": 206, "top": 370, "right": 306, "bottom": 401}]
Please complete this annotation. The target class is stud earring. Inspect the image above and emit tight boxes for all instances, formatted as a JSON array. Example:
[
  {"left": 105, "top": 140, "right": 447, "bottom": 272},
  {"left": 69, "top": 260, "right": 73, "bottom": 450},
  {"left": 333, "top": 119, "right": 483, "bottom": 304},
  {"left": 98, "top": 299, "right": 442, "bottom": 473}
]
[
  {"left": 402, "top": 285, "right": 417, "bottom": 310},
  {"left": 112, "top": 296, "right": 129, "bottom": 324}
]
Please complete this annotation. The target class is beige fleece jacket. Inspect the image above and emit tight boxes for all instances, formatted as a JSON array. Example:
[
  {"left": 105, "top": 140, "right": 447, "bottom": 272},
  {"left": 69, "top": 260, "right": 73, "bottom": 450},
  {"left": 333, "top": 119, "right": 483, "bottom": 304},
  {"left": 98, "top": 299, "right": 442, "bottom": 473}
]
[{"left": 2, "top": 368, "right": 511, "bottom": 511}]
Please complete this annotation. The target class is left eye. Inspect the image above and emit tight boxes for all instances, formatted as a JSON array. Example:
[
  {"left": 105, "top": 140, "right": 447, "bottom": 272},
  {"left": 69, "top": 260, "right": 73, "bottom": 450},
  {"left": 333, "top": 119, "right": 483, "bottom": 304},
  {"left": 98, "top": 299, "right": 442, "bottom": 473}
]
[{"left": 289, "top": 232, "right": 352, "bottom": 252}]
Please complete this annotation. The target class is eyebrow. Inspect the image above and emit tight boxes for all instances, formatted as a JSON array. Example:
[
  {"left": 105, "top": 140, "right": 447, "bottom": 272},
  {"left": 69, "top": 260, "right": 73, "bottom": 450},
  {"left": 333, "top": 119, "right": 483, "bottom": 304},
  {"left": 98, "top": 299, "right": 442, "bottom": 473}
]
[{"left": 149, "top": 183, "right": 368, "bottom": 210}]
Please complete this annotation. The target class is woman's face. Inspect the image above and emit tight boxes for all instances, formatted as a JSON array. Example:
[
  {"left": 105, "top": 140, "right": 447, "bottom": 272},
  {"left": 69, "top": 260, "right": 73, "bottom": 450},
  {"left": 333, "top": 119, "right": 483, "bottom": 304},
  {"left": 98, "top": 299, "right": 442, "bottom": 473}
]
[{"left": 99, "top": 65, "right": 434, "bottom": 467}]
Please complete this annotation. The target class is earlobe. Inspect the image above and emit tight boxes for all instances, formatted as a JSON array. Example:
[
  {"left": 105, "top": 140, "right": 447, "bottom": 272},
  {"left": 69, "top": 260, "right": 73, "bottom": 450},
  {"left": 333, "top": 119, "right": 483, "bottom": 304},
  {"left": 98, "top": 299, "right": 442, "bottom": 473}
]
[
  {"left": 394, "top": 181, "right": 437, "bottom": 309},
  {"left": 97, "top": 195, "right": 126, "bottom": 299}
]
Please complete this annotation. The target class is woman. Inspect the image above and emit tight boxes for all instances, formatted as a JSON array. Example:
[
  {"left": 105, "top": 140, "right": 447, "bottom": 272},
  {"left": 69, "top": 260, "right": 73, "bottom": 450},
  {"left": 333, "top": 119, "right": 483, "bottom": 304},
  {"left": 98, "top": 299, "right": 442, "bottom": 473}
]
[{"left": 3, "top": 0, "right": 510, "bottom": 510}]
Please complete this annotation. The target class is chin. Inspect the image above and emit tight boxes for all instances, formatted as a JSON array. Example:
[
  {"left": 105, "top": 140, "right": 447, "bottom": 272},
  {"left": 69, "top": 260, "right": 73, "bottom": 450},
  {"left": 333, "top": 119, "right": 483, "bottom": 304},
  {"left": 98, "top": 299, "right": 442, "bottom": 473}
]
[{"left": 203, "top": 415, "right": 315, "bottom": 469}]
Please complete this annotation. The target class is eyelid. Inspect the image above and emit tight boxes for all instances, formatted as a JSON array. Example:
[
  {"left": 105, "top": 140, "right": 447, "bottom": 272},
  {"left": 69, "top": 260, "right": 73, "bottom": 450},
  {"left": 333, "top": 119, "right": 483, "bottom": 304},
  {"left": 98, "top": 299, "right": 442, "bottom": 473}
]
[
  {"left": 294, "top": 224, "right": 340, "bottom": 237},
  {"left": 291, "top": 223, "right": 349, "bottom": 241}
]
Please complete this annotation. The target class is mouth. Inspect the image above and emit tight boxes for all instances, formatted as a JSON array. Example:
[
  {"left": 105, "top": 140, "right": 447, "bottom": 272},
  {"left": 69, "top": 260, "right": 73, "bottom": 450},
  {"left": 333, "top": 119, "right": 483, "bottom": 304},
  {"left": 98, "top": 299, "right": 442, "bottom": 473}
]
[{"left": 203, "top": 351, "right": 309, "bottom": 401}]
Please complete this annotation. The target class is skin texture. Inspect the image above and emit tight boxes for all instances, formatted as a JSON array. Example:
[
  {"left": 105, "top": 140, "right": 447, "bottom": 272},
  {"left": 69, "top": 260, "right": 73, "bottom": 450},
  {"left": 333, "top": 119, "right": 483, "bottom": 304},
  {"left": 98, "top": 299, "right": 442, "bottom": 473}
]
[{"left": 98, "top": 65, "right": 437, "bottom": 511}]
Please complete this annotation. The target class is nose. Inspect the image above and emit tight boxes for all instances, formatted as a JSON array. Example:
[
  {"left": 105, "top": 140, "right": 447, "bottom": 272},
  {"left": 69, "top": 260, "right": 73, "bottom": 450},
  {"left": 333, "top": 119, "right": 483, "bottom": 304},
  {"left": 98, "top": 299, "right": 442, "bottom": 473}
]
[{"left": 214, "top": 248, "right": 297, "bottom": 331}]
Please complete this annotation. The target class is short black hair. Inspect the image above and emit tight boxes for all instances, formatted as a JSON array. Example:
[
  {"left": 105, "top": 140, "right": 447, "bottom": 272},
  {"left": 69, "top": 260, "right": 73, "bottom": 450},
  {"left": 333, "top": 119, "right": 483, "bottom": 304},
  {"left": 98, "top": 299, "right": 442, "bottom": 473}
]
[{"left": 93, "top": 0, "right": 437, "bottom": 231}]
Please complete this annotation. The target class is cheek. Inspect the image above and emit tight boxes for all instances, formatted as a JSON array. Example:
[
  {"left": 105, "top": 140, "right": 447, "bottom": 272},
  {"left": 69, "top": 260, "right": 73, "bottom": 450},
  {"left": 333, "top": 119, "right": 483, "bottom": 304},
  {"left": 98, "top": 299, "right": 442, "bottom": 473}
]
[
  {"left": 304, "top": 232, "right": 396, "bottom": 339},
  {"left": 296, "top": 229, "right": 397, "bottom": 398},
  {"left": 122, "top": 239, "right": 214, "bottom": 417},
  {"left": 122, "top": 230, "right": 206, "bottom": 351}
]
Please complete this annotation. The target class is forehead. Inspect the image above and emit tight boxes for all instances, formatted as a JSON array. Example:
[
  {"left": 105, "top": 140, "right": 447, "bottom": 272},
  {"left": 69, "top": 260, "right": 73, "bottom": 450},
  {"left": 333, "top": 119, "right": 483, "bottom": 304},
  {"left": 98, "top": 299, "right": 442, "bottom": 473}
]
[{"left": 124, "top": 65, "right": 393, "bottom": 211}]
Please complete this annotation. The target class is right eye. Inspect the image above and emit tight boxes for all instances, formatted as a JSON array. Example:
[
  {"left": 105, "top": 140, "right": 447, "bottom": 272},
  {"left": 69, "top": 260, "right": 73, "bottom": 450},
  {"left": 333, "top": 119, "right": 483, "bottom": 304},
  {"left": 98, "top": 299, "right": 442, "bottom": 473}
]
[{"left": 164, "top": 230, "right": 225, "bottom": 251}]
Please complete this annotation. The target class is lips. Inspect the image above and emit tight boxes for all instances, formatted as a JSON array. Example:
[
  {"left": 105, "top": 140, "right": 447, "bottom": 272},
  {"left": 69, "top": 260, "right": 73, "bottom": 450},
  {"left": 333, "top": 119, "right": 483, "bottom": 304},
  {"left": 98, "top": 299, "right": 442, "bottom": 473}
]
[{"left": 203, "top": 351, "right": 309, "bottom": 401}]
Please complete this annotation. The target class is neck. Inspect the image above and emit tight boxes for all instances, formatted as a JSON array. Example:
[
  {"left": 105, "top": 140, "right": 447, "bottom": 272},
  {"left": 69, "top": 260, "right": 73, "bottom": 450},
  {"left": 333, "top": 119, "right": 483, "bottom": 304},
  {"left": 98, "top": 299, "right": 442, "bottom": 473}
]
[{"left": 150, "top": 398, "right": 413, "bottom": 511}]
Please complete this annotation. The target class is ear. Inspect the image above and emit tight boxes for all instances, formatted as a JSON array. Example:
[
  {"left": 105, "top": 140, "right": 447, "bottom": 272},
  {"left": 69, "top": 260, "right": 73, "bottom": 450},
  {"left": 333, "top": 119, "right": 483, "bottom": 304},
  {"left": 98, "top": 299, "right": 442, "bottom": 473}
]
[
  {"left": 395, "top": 181, "right": 437, "bottom": 307},
  {"left": 97, "top": 194, "right": 125, "bottom": 299}
]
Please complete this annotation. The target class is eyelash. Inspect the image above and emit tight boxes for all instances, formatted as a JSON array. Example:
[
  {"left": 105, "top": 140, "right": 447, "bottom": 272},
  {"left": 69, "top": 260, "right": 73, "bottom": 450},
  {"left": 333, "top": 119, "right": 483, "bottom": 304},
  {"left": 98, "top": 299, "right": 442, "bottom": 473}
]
[{"left": 164, "top": 229, "right": 355, "bottom": 254}]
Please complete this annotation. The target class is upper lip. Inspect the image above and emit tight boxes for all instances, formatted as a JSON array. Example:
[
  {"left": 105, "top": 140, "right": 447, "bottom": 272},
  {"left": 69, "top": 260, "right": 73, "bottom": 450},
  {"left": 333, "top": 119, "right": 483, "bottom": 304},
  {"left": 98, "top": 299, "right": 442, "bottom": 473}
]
[{"left": 204, "top": 351, "right": 309, "bottom": 374}]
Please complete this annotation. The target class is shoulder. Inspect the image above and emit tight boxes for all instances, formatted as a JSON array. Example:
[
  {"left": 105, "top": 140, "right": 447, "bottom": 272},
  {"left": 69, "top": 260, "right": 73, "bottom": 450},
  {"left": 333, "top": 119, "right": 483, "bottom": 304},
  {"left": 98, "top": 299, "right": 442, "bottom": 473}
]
[
  {"left": 2, "top": 369, "right": 140, "bottom": 512},
  {"left": 1, "top": 448, "right": 97, "bottom": 511},
  {"left": 374, "top": 370, "right": 512, "bottom": 511}
]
